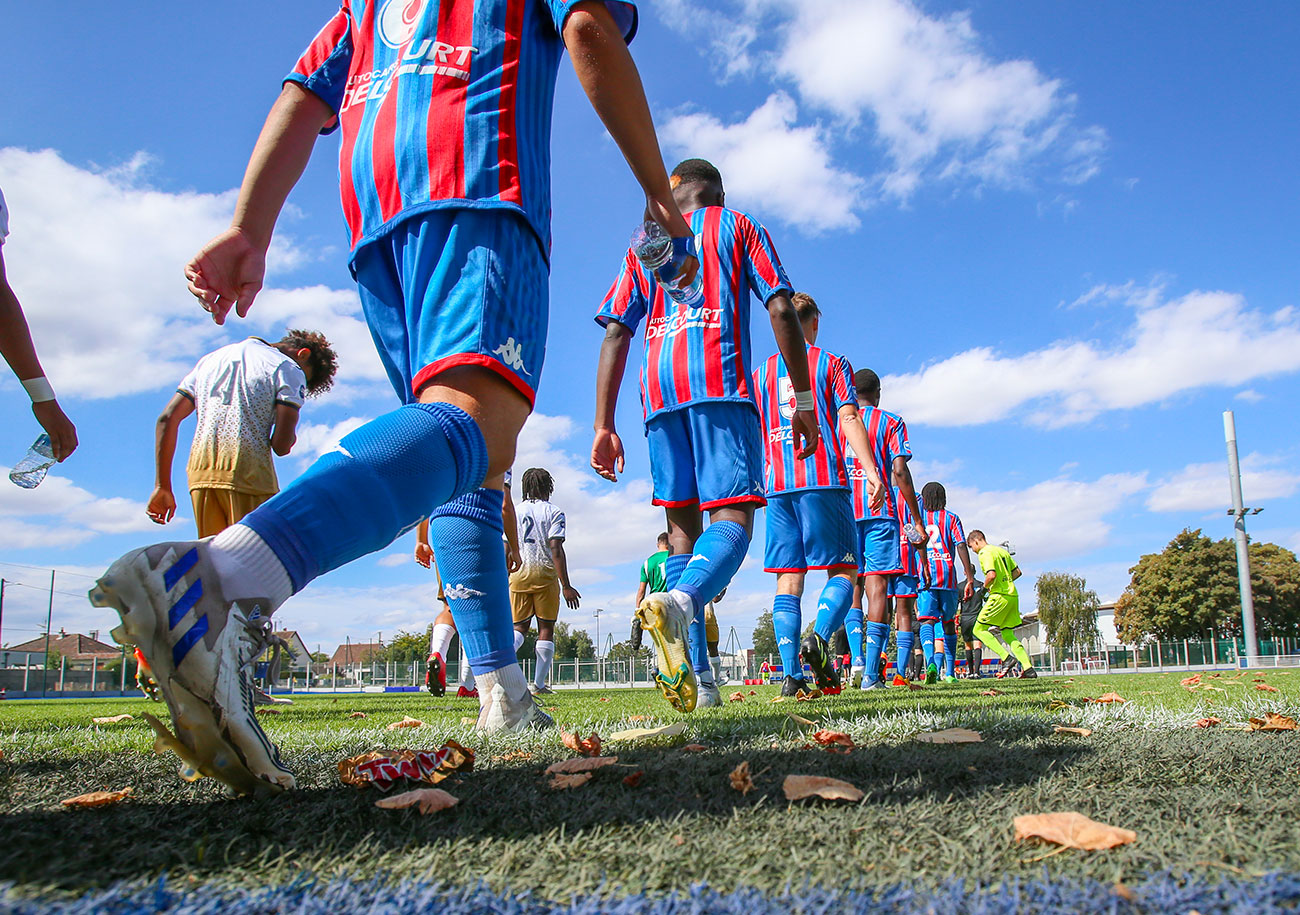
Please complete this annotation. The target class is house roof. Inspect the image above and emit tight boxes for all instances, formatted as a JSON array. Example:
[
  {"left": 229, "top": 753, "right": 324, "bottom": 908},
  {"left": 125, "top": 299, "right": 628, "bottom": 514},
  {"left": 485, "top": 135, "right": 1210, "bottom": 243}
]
[
  {"left": 4, "top": 632, "right": 121, "bottom": 659},
  {"left": 330, "top": 642, "right": 384, "bottom": 666}
]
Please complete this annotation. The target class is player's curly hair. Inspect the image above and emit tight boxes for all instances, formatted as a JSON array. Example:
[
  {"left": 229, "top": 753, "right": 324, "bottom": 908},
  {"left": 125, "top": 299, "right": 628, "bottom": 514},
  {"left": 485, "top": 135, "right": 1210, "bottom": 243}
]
[
  {"left": 671, "top": 158, "right": 723, "bottom": 192},
  {"left": 922, "top": 481, "right": 946, "bottom": 512},
  {"left": 276, "top": 329, "right": 338, "bottom": 396},
  {"left": 521, "top": 467, "right": 554, "bottom": 502},
  {"left": 791, "top": 291, "right": 820, "bottom": 324},
  {"left": 854, "top": 368, "right": 880, "bottom": 399}
]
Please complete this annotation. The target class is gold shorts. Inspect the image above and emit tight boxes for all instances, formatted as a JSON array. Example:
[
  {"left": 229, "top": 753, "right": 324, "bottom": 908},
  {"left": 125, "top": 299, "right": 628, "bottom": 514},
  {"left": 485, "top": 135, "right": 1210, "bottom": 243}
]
[
  {"left": 704, "top": 602, "right": 719, "bottom": 644},
  {"left": 190, "top": 488, "right": 273, "bottom": 539},
  {"left": 510, "top": 567, "right": 561, "bottom": 623}
]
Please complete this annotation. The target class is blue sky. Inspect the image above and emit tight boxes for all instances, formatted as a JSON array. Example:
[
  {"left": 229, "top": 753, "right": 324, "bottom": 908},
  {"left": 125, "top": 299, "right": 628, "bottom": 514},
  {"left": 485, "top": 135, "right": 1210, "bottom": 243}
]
[{"left": 1, "top": 0, "right": 1297, "bottom": 657}]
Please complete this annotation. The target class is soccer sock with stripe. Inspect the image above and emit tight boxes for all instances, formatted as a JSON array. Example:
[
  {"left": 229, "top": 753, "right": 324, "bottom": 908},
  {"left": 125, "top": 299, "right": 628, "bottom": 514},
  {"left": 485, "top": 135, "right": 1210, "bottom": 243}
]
[
  {"left": 919, "top": 621, "right": 936, "bottom": 669},
  {"left": 845, "top": 605, "right": 866, "bottom": 668},
  {"left": 225, "top": 402, "right": 487, "bottom": 603},
  {"left": 772, "top": 594, "right": 802, "bottom": 677},
  {"left": 674, "top": 520, "right": 749, "bottom": 677},
  {"left": 664, "top": 554, "right": 689, "bottom": 591},
  {"left": 943, "top": 633, "right": 957, "bottom": 678},
  {"left": 534, "top": 640, "right": 555, "bottom": 689},
  {"left": 812, "top": 575, "right": 855, "bottom": 642},
  {"left": 862, "top": 621, "right": 890, "bottom": 685},
  {"left": 894, "top": 629, "right": 916, "bottom": 680}
]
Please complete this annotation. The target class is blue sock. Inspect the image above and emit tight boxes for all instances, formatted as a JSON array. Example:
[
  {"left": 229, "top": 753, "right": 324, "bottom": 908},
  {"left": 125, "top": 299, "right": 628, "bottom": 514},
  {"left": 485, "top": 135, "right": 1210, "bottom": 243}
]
[
  {"left": 676, "top": 521, "right": 749, "bottom": 676},
  {"left": 919, "top": 622, "right": 936, "bottom": 669},
  {"left": 241, "top": 403, "right": 487, "bottom": 592},
  {"left": 895, "top": 629, "right": 916, "bottom": 680},
  {"left": 846, "top": 606, "right": 865, "bottom": 667},
  {"left": 664, "top": 553, "right": 689, "bottom": 591},
  {"left": 813, "top": 576, "right": 855, "bottom": 641},
  {"left": 863, "top": 621, "right": 889, "bottom": 685},
  {"left": 427, "top": 489, "right": 515, "bottom": 675},
  {"left": 772, "top": 594, "right": 802, "bottom": 677},
  {"left": 943, "top": 633, "right": 957, "bottom": 678}
]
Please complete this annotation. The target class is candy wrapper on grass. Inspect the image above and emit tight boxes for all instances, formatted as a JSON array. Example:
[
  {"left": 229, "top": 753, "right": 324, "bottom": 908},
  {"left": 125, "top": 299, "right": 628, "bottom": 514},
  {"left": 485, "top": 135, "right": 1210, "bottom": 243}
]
[{"left": 338, "top": 740, "right": 474, "bottom": 792}]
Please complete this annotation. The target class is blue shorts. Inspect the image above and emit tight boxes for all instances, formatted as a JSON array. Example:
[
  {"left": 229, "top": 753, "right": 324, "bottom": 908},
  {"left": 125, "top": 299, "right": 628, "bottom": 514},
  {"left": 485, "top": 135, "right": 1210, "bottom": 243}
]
[
  {"left": 917, "top": 588, "right": 958, "bottom": 622},
  {"left": 889, "top": 574, "right": 920, "bottom": 599},
  {"left": 645, "top": 402, "right": 765, "bottom": 511},
  {"left": 352, "top": 209, "right": 548, "bottom": 406},
  {"left": 856, "top": 518, "right": 902, "bottom": 576},
  {"left": 763, "top": 489, "right": 857, "bottom": 573}
]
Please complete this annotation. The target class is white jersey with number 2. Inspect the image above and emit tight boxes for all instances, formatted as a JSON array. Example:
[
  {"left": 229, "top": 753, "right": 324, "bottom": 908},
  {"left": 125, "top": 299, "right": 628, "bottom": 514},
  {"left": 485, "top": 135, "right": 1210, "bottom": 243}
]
[{"left": 516, "top": 499, "right": 566, "bottom": 577}]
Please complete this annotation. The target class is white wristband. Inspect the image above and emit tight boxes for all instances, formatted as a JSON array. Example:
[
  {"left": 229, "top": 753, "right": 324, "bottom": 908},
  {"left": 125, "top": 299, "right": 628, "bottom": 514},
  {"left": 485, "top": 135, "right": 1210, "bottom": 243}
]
[
  {"left": 793, "top": 389, "right": 815, "bottom": 412},
  {"left": 20, "top": 376, "right": 56, "bottom": 404}
]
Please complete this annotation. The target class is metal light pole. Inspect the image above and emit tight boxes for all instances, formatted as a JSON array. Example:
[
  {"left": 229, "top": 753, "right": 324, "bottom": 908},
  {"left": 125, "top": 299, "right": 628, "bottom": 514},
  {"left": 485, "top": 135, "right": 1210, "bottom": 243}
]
[{"left": 1223, "top": 411, "right": 1259, "bottom": 665}]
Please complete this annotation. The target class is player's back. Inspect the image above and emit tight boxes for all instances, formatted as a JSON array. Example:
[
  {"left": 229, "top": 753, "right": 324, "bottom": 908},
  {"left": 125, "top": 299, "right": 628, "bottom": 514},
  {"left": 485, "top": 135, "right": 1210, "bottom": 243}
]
[
  {"left": 922, "top": 508, "right": 965, "bottom": 590},
  {"left": 596, "top": 205, "right": 792, "bottom": 421},
  {"left": 978, "top": 545, "right": 1017, "bottom": 595},
  {"left": 516, "top": 498, "right": 565, "bottom": 577},
  {"left": 844, "top": 406, "right": 910, "bottom": 521},
  {"left": 753, "top": 345, "right": 854, "bottom": 494}
]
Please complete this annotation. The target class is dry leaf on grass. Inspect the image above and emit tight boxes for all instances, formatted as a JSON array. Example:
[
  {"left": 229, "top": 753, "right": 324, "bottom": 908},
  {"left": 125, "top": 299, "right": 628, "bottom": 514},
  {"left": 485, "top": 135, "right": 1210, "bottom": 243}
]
[
  {"left": 783, "top": 775, "right": 863, "bottom": 803},
  {"left": 598, "top": 697, "right": 610, "bottom": 702},
  {"left": 374, "top": 788, "right": 459, "bottom": 814},
  {"left": 1053, "top": 726, "right": 1093, "bottom": 737},
  {"left": 561, "top": 731, "right": 602, "bottom": 757},
  {"left": 681, "top": 744, "right": 706, "bottom": 753},
  {"left": 906, "top": 682, "right": 926, "bottom": 691},
  {"left": 255, "top": 707, "right": 282, "bottom": 715},
  {"left": 91, "top": 714, "right": 134, "bottom": 725},
  {"left": 627, "top": 715, "right": 651, "bottom": 723},
  {"left": 338, "top": 741, "right": 475, "bottom": 791},
  {"left": 729, "top": 761, "right": 754, "bottom": 795},
  {"left": 795, "top": 688, "right": 823, "bottom": 701},
  {"left": 787, "top": 713, "right": 817, "bottom": 727},
  {"left": 549, "top": 772, "right": 592, "bottom": 789},
  {"left": 1048, "top": 699, "right": 1070, "bottom": 710},
  {"left": 347, "top": 712, "right": 367, "bottom": 719},
  {"left": 770, "top": 696, "right": 787, "bottom": 704},
  {"left": 607, "top": 722, "right": 686, "bottom": 742},
  {"left": 1196, "top": 717, "right": 1222, "bottom": 728},
  {"left": 1088, "top": 692, "right": 1126, "bottom": 705},
  {"left": 61, "top": 787, "right": 133, "bottom": 809},
  {"left": 622, "top": 771, "right": 643, "bottom": 787},
  {"left": 387, "top": 716, "right": 424, "bottom": 730},
  {"left": 1249, "top": 712, "right": 1297, "bottom": 732},
  {"left": 812, "top": 729, "right": 855, "bottom": 751},
  {"left": 1013, "top": 811, "right": 1137, "bottom": 850},
  {"left": 1180, "top": 674, "right": 1202, "bottom": 688},
  {"left": 1254, "top": 683, "right": 1280, "bottom": 693},
  {"left": 915, "top": 728, "right": 983, "bottom": 744},
  {"left": 544, "top": 756, "right": 618, "bottom": 774},
  {"left": 978, "top": 689, "right": 1003, "bottom": 696},
  {"left": 728, "top": 691, "right": 746, "bottom": 702},
  {"left": 748, "top": 690, "right": 756, "bottom": 695}
]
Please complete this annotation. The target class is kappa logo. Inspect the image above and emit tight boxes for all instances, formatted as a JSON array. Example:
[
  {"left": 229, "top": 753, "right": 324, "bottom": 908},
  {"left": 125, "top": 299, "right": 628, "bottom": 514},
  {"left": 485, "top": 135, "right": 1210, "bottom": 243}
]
[
  {"left": 778, "top": 636, "right": 793, "bottom": 647},
  {"left": 378, "top": 0, "right": 427, "bottom": 49},
  {"left": 690, "top": 554, "right": 709, "bottom": 564},
  {"left": 842, "top": 551, "right": 856, "bottom": 564},
  {"left": 493, "top": 338, "right": 530, "bottom": 375},
  {"left": 444, "top": 584, "right": 485, "bottom": 600}
]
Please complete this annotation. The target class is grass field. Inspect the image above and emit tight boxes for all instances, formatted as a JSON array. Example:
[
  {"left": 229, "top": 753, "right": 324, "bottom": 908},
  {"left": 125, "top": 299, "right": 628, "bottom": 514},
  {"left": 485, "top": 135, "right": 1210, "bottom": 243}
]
[{"left": 2, "top": 670, "right": 1299, "bottom": 912}]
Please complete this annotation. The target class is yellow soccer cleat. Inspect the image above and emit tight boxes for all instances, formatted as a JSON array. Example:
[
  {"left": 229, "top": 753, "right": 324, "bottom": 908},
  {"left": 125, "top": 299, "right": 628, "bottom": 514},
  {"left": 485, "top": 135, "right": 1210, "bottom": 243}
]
[{"left": 637, "top": 591, "right": 697, "bottom": 713}]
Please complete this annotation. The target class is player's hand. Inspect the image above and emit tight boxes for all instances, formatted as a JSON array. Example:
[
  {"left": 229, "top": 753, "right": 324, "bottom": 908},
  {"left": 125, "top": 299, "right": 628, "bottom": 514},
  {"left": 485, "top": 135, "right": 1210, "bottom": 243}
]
[
  {"left": 668, "top": 251, "right": 699, "bottom": 290},
  {"left": 791, "top": 408, "right": 819, "bottom": 460},
  {"left": 506, "top": 542, "right": 522, "bottom": 574},
  {"left": 414, "top": 542, "right": 434, "bottom": 568},
  {"left": 31, "top": 400, "right": 77, "bottom": 462},
  {"left": 146, "top": 487, "right": 176, "bottom": 525},
  {"left": 866, "top": 475, "right": 885, "bottom": 511},
  {"left": 562, "top": 585, "right": 581, "bottom": 609},
  {"left": 961, "top": 579, "right": 973, "bottom": 601},
  {"left": 185, "top": 227, "right": 266, "bottom": 325},
  {"left": 590, "top": 426, "right": 624, "bottom": 482}
]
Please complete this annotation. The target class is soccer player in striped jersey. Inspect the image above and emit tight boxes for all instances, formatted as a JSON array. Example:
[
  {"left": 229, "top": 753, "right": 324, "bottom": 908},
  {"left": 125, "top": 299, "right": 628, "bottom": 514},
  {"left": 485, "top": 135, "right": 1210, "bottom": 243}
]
[
  {"left": 843, "top": 369, "right": 928, "bottom": 690},
  {"left": 916, "top": 481, "right": 975, "bottom": 683},
  {"left": 592, "top": 159, "right": 819, "bottom": 713},
  {"left": 753, "top": 293, "right": 884, "bottom": 696},
  {"left": 887, "top": 485, "right": 930, "bottom": 684},
  {"left": 93, "top": 0, "right": 698, "bottom": 795}
]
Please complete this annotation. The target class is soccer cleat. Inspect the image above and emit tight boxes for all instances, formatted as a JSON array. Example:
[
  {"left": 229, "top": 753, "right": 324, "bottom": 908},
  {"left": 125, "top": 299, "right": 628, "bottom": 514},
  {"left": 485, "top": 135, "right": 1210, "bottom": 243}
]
[
  {"left": 630, "top": 618, "right": 644, "bottom": 652},
  {"left": 800, "top": 632, "right": 841, "bottom": 691},
  {"left": 476, "top": 683, "right": 554, "bottom": 732},
  {"left": 90, "top": 540, "right": 294, "bottom": 794},
  {"left": 696, "top": 681, "right": 723, "bottom": 708},
  {"left": 942, "top": 675, "right": 960, "bottom": 684},
  {"left": 636, "top": 591, "right": 697, "bottom": 713},
  {"left": 848, "top": 665, "right": 865, "bottom": 689},
  {"left": 892, "top": 673, "right": 910, "bottom": 687},
  {"left": 860, "top": 677, "right": 887, "bottom": 691},
  {"left": 456, "top": 685, "right": 479, "bottom": 698},
  {"left": 1019, "top": 667, "right": 1038, "bottom": 679},
  {"left": 925, "top": 663, "right": 939, "bottom": 685},
  {"left": 529, "top": 683, "right": 555, "bottom": 695},
  {"left": 780, "top": 675, "right": 811, "bottom": 697},
  {"left": 253, "top": 687, "right": 292, "bottom": 705},
  {"left": 426, "top": 652, "right": 446, "bottom": 697}
]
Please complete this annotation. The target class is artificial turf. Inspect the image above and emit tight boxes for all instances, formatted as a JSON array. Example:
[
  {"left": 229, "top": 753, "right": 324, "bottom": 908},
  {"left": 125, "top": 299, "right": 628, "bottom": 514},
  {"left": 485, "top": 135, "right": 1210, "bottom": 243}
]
[{"left": 1, "top": 671, "right": 1297, "bottom": 911}]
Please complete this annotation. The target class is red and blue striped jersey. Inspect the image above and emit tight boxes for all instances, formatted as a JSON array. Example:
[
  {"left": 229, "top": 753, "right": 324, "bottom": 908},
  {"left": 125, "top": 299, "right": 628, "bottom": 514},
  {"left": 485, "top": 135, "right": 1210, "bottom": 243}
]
[
  {"left": 842, "top": 406, "right": 910, "bottom": 521},
  {"left": 286, "top": 0, "right": 637, "bottom": 262},
  {"left": 920, "top": 508, "right": 966, "bottom": 590},
  {"left": 894, "top": 487, "right": 927, "bottom": 579},
  {"left": 753, "top": 346, "right": 854, "bottom": 494},
  {"left": 594, "top": 207, "right": 793, "bottom": 421}
]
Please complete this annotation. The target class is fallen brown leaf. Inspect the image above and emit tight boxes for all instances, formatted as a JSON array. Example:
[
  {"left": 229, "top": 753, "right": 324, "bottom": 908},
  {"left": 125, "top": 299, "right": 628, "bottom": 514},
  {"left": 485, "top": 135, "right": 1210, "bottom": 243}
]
[
  {"left": 561, "top": 730, "right": 602, "bottom": 757},
  {"left": 544, "top": 756, "right": 618, "bottom": 774},
  {"left": 549, "top": 772, "right": 592, "bottom": 789},
  {"left": 783, "top": 774, "right": 863, "bottom": 802},
  {"left": 598, "top": 697, "right": 610, "bottom": 702},
  {"left": 1053, "top": 726, "right": 1093, "bottom": 737},
  {"left": 387, "top": 716, "right": 424, "bottom": 730},
  {"left": 61, "top": 787, "right": 133, "bottom": 808},
  {"left": 1113, "top": 883, "right": 1137, "bottom": 903},
  {"left": 255, "top": 707, "right": 283, "bottom": 715},
  {"left": 673, "top": 834, "right": 685, "bottom": 846},
  {"left": 622, "top": 770, "right": 644, "bottom": 787},
  {"left": 491, "top": 749, "right": 535, "bottom": 763},
  {"left": 787, "top": 713, "right": 817, "bottom": 727},
  {"left": 978, "top": 689, "right": 1003, "bottom": 696},
  {"left": 607, "top": 722, "right": 685, "bottom": 741},
  {"left": 1180, "top": 674, "right": 1202, "bottom": 687},
  {"left": 915, "top": 728, "right": 983, "bottom": 744},
  {"left": 1254, "top": 683, "right": 1280, "bottom": 693},
  {"left": 906, "top": 682, "right": 926, "bottom": 691},
  {"left": 681, "top": 743, "right": 706, "bottom": 753},
  {"left": 729, "top": 761, "right": 754, "bottom": 795},
  {"left": 812, "top": 729, "right": 855, "bottom": 750},
  {"left": 1088, "top": 692, "right": 1126, "bottom": 704},
  {"left": 1196, "top": 717, "right": 1222, "bottom": 728},
  {"left": 91, "top": 714, "right": 134, "bottom": 725},
  {"left": 748, "top": 690, "right": 756, "bottom": 695},
  {"left": 347, "top": 712, "right": 367, "bottom": 719},
  {"left": 1013, "top": 811, "right": 1137, "bottom": 850},
  {"left": 1249, "top": 711, "right": 1296, "bottom": 732},
  {"left": 795, "top": 688, "right": 822, "bottom": 701},
  {"left": 728, "top": 691, "right": 746, "bottom": 702},
  {"left": 374, "top": 788, "right": 459, "bottom": 814},
  {"left": 627, "top": 715, "right": 651, "bottom": 723},
  {"left": 1048, "top": 699, "right": 1069, "bottom": 710}
]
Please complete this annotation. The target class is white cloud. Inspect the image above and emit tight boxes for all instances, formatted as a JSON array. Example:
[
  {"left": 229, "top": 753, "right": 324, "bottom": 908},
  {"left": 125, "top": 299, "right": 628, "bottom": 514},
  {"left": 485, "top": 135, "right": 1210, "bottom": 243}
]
[
  {"left": 375, "top": 552, "right": 411, "bottom": 568},
  {"left": 0, "top": 147, "right": 385, "bottom": 401},
  {"left": 887, "top": 284, "right": 1300, "bottom": 427},
  {"left": 0, "top": 467, "right": 157, "bottom": 548},
  {"left": 293, "top": 416, "right": 372, "bottom": 464},
  {"left": 661, "top": 93, "right": 865, "bottom": 233},
  {"left": 1235, "top": 389, "right": 1264, "bottom": 402},
  {"left": 1146, "top": 452, "right": 1300, "bottom": 513}
]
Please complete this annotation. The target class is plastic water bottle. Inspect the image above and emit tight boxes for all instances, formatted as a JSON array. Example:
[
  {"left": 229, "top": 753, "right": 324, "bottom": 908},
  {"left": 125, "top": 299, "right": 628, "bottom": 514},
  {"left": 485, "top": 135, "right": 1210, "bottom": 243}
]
[
  {"left": 9, "top": 434, "right": 56, "bottom": 489},
  {"left": 903, "top": 521, "right": 925, "bottom": 545},
  {"left": 630, "top": 221, "right": 703, "bottom": 307}
]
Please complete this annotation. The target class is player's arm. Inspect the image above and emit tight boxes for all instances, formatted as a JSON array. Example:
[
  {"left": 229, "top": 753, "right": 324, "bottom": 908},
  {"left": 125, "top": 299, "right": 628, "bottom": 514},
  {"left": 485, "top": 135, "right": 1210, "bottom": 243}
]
[
  {"left": 893, "top": 455, "right": 927, "bottom": 545},
  {"left": 269, "top": 402, "right": 300, "bottom": 456},
  {"left": 591, "top": 320, "right": 632, "bottom": 481},
  {"left": 551, "top": 538, "right": 581, "bottom": 609},
  {"left": 501, "top": 475, "right": 521, "bottom": 573},
  {"left": 186, "top": 84, "right": 334, "bottom": 325},
  {"left": 767, "top": 292, "right": 818, "bottom": 459},
  {"left": 837, "top": 404, "right": 885, "bottom": 510},
  {"left": 0, "top": 251, "right": 77, "bottom": 461},
  {"left": 984, "top": 567, "right": 997, "bottom": 589},
  {"left": 146, "top": 393, "right": 196, "bottom": 525},
  {"left": 1011, "top": 563, "right": 1022, "bottom": 582},
  {"left": 956, "top": 542, "right": 975, "bottom": 599},
  {"left": 414, "top": 518, "right": 434, "bottom": 569}
]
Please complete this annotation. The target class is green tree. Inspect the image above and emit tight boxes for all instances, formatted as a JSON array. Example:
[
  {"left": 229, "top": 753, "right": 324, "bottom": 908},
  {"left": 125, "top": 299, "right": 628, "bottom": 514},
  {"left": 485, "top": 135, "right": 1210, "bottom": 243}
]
[
  {"left": 310, "top": 651, "right": 330, "bottom": 664},
  {"left": 1035, "top": 572, "right": 1101, "bottom": 651},
  {"left": 381, "top": 629, "right": 431, "bottom": 663},
  {"left": 553, "top": 621, "right": 595, "bottom": 659},
  {"left": 752, "top": 609, "right": 777, "bottom": 660}
]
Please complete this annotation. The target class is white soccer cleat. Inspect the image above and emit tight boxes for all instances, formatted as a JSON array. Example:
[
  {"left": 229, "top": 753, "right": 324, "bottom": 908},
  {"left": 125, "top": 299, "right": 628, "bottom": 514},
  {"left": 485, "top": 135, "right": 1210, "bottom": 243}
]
[
  {"left": 849, "top": 666, "right": 865, "bottom": 689},
  {"left": 696, "top": 681, "right": 723, "bottom": 708},
  {"left": 89, "top": 540, "right": 294, "bottom": 794},
  {"left": 477, "top": 683, "right": 555, "bottom": 732}
]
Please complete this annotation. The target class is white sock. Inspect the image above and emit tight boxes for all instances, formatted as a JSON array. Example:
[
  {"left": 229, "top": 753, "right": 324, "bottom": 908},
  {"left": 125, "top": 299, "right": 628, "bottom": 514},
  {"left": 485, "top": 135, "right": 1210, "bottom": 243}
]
[
  {"left": 513, "top": 629, "right": 526, "bottom": 653},
  {"left": 477, "top": 662, "right": 528, "bottom": 701},
  {"left": 710, "top": 656, "right": 722, "bottom": 679},
  {"left": 431, "top": 623, "right": 455, "bottom": 659},
  {"left": 535, "top": 639, "right": 555, "bottom": 689},
  {"left": 460, "top": 650, "right": 476, "bottom": 690},
  {"left": 209, "top": 525, "right": 293, "bottom": 609}
]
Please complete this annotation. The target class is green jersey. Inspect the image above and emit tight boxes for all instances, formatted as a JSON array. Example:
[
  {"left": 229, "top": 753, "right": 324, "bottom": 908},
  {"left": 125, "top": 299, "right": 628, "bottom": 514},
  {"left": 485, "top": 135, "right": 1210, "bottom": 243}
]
[
  {"left": 640, "top": 550, "right": 669, "bottom": 593},
  {"left": 977, "top": 544, "right": 1018, "bottom": 596}
]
